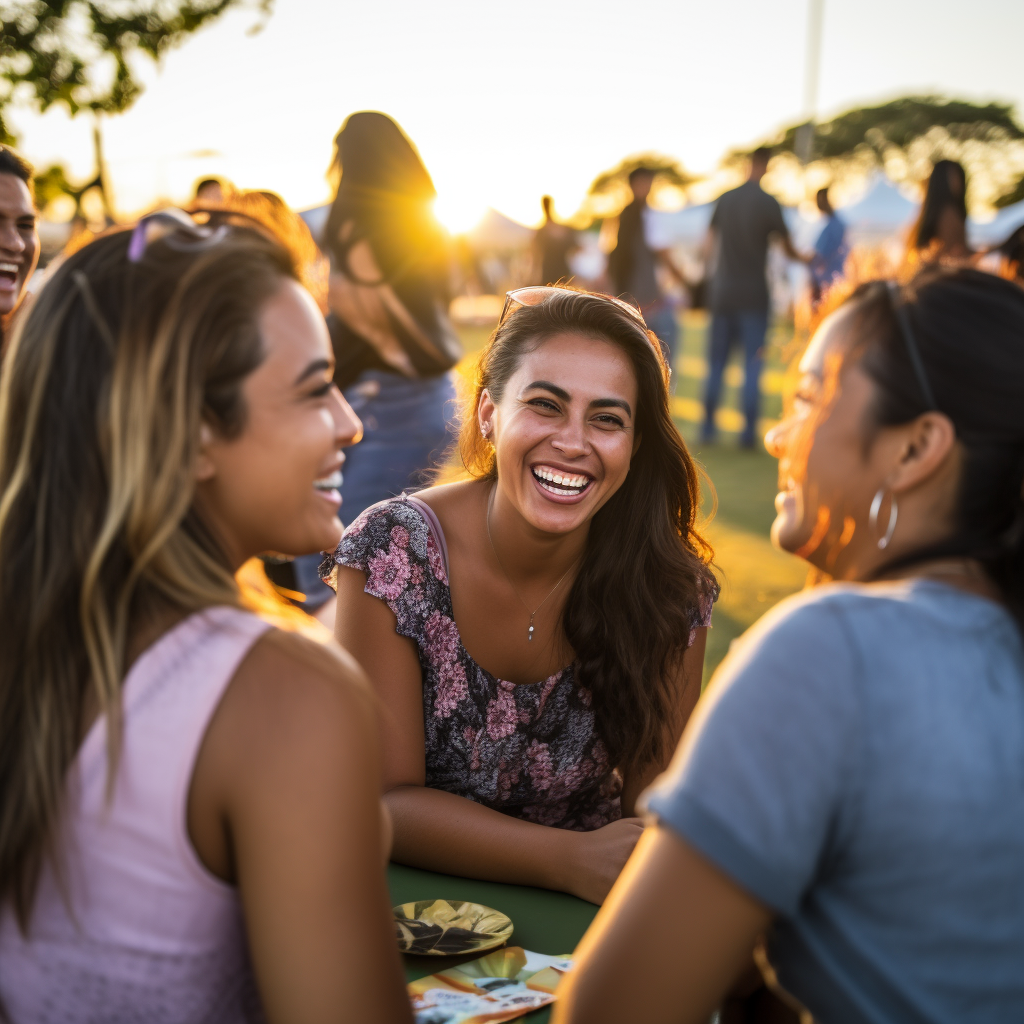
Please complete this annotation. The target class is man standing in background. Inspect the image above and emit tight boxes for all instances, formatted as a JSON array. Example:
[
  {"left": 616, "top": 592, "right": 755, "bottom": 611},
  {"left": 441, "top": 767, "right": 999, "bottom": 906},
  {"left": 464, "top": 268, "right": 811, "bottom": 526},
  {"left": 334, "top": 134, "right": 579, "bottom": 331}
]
[
  {"left": 810, "top": 186, "right": 849, "bottom": 306},
  {"left": 534, "top": 194, "right": 577, "bottom": 285},
  {"left": 608, "top": 167, "right": 689, "bottom": 376},
  {"left": 0, "top": 146, "right": 39, "bottom": 353},
  {"left": 701, "top": 147, "right": 807, "bottom": 447}
]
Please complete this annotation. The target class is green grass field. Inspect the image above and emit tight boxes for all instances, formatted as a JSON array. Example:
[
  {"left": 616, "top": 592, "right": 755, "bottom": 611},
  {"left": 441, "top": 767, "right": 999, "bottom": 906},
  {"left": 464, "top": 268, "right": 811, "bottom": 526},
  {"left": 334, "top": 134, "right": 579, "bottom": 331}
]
[
  {"left": 673, "top": 312, "right": 808, "bottom": 684},
  {"left": 454, "top": 311, "right": 809, "bottom": 685}
]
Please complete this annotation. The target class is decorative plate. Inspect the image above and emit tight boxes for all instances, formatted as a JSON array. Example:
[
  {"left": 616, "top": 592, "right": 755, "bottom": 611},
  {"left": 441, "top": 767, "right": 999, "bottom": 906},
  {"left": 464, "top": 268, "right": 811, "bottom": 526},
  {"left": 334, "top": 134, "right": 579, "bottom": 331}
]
[{"left": 393, "top": 899, "right": 513, "bottom": 956}]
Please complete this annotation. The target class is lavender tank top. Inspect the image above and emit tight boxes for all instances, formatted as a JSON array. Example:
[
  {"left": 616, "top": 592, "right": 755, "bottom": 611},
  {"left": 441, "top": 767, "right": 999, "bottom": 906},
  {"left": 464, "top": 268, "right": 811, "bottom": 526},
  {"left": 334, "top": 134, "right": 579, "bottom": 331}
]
[{"left": 0, "top": 606, "right": 272, "bottom": 1024}]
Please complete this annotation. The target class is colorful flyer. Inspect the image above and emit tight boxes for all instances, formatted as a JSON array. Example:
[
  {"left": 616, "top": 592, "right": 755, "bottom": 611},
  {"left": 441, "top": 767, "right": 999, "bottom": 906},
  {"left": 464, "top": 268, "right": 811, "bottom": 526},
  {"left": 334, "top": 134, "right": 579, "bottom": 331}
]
[{"left": 408, "top": 946, "right": 573, "bottom": 1024}]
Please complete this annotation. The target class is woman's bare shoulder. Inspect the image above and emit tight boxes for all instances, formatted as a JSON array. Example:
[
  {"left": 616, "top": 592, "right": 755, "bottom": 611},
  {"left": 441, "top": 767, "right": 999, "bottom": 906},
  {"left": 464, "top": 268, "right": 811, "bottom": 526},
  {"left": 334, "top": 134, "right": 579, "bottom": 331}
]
[
  {"left": 188, "top": 625, "right": 381, "bottom": 854},
  {"left": 413, "top": 478, "right": 487, "bottom": 519},
  {"left": 223, "top": 627, "right": 377, "bottom": 742}
]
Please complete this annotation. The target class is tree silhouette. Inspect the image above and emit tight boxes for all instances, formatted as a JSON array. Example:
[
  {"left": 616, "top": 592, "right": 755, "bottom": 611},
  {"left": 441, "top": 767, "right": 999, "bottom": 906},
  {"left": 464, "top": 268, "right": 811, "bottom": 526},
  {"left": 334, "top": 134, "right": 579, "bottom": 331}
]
[
  {"left": 762, "top": 96, "right": 1024, "bottom": 207},
  {"left": 773, "top": 96, "right": 1024, "bottom": 164},
  {"left": 583, "top": 152, "right": 697, "bottom": 221},
  {"left": 0, "top": 0, "right": 271, "bottom": 214},
  {"left": 994, "top": 175, "right": 1024, "bottom": 209}
]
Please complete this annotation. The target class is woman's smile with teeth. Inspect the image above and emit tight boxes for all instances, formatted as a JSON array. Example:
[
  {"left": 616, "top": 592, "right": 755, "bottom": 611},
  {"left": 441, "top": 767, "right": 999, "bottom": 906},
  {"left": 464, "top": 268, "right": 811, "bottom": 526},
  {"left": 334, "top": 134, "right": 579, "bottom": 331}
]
[
  {"left": 532, "top": 465, "right": 592, "bottom": 495},
  {"left": 313, "top": 470, "right": 343, "bottom": 491}
]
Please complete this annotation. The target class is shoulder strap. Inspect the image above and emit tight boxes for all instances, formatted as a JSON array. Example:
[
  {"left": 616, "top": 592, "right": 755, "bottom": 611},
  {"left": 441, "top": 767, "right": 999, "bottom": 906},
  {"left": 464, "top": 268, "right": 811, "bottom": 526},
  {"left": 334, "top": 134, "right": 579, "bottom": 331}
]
[{"left": 403, "top": 493, "right": 450, "bottom": 577}]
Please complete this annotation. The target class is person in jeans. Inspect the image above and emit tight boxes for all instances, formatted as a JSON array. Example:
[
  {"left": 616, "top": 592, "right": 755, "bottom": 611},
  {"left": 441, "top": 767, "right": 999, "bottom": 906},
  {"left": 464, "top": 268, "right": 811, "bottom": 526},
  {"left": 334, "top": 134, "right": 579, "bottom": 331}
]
[
  {"left": 291, "top": 111, "right": 461, "bottom": 616},
  {"left": 701, "top": 147, "right": 807, "bottom": 447},
  {"left": 555, "top": 268, "right": 1024, "bottom": 1024},
  {"left": 607, "top": 167, "right": 689, "bottom": 378}
]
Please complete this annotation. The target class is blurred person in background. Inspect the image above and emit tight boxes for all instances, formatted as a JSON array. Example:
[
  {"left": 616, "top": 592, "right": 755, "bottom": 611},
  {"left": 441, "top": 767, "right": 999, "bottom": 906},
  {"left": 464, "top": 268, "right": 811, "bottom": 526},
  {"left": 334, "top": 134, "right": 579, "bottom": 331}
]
[
  {"left": 291, "top": 111, "right": 461, "bottom": 620},
  {"left": 908, "top": 159, "right": 972, "bottom": 263},
  {"left": 0, "top": 212, "right": 411, "bottom": 1023},
  {"left": 607, "top": 167, "right": 689, "bottom": 376},
  {"left": 809, "top": 186, "right": 848, "bottom": 307},
  {"left": 701, "top": 146, "right": 808, "bottom": 449},
  {"left": 995, "top": 223, "right": 1024, "bottom": 286},
  {"left": 533, "top": 194, "right": 578, "bottom": 285},
  {"left": 226, "top": 189, "right": 327, "bottom": 304},
  {"left": 0, "top": 145, "right": 40, "bottom": 354},
  {"left": 193, "top": 176, "right": 230, "bottom": 207},
  {"left": 556, "top": 268, "right": 1024, "bottom": 1024}
]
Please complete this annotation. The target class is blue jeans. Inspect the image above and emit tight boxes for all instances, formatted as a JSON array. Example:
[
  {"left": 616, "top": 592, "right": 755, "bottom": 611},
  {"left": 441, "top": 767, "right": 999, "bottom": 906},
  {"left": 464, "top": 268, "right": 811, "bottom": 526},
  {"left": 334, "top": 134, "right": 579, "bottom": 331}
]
[
  {"left": 644, "top": 304, "right": 679, "bottom": 384},
  {"left": 702, "top": 310, "right": 769, "bottom": 446},
  {"left": 292, "top": 369, "right": 458, "bottom": 607}
]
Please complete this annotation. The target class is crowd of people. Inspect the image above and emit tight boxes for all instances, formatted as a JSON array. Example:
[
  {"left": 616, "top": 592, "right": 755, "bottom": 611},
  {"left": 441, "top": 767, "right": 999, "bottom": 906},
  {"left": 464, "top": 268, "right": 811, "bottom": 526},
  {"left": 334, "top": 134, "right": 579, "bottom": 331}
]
[{"left": 0, "top": 113, "right": 1022, "bottom": 1024}]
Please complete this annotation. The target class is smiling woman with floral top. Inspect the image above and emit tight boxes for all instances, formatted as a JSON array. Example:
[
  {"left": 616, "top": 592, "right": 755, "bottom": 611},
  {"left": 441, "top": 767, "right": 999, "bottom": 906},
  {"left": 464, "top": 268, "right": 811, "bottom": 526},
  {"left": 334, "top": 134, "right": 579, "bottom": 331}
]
[{"left": 325, "top": 287, "right": 717, "bottom": 904}]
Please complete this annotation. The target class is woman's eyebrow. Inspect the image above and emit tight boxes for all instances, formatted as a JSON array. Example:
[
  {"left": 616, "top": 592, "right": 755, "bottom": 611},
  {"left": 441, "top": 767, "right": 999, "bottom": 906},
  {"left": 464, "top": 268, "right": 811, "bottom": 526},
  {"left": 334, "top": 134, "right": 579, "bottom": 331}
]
[
  {"left": 591, "top": 397, "right": 632, "bottom": 417},
  {"left": 293, "top": 357, "right": 333, "bottom": 385},
  {"left": 522, "top": 380, "right": 571, "bottom": 401},
  {"left": 522, "top": 380, "right": 632, "bottom": 418}
]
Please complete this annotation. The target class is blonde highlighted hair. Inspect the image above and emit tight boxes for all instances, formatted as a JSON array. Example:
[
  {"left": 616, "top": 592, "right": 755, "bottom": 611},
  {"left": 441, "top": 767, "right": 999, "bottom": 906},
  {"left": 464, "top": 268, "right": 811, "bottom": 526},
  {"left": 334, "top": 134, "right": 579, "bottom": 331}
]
[{"left": 0, "top": 225, "right": 297, "bottom": 928}]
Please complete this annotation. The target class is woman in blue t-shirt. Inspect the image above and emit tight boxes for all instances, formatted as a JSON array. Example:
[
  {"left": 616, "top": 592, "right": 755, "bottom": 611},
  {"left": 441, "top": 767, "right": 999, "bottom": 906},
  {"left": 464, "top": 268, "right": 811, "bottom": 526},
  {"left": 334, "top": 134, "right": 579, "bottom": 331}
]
[{"left": 555, "top": 268, "right": 1024, "bottom": 1024}]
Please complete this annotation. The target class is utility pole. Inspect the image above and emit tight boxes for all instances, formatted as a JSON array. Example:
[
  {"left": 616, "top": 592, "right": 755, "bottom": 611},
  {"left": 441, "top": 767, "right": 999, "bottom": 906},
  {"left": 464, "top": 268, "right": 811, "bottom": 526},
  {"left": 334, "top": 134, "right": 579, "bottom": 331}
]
[
  {"left": 795, "top": 0, "right": 825, "bottom": 164},
  {"left": 92, "top": 116, "right": 116, "bottom": 223}
]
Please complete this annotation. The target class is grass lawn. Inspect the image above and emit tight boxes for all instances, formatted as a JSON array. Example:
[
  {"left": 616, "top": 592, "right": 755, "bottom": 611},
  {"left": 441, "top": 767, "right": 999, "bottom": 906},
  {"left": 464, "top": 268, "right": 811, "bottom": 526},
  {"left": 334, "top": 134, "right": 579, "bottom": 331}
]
[
  {"left": 673, "top": 311, "right": 808, "bottom": 684},
  {"left": 454, "top": 310, "right": 808, "bottom": 686}
]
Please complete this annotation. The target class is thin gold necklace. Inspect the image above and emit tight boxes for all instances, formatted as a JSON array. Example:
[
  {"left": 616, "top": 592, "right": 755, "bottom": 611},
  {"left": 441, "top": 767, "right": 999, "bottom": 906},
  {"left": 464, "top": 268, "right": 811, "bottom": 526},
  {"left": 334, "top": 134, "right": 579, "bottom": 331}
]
[{"left": 486, "top": 486, "right": 578, "bottom": 642}]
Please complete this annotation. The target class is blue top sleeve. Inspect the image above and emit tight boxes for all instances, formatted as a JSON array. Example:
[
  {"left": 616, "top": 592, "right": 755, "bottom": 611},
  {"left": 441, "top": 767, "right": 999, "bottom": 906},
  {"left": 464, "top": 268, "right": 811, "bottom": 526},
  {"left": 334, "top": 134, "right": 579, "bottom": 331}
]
[{"left": 642, "top": 590, "right": 865, "bottom": 916}]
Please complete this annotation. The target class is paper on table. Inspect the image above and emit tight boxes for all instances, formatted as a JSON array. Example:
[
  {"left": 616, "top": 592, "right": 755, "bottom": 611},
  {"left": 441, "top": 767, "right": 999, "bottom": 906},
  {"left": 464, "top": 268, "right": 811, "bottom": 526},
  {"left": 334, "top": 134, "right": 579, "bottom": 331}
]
[{"left": 408, "top": 946, "right": 573, "bottom": 1024}]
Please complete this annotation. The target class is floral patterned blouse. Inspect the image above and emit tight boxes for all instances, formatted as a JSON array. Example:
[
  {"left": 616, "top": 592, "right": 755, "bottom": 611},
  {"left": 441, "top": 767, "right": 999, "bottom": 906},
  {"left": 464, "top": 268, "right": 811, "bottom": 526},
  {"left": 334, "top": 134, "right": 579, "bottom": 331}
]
[{"left": 327, "top": 495, "right": 713, "bottom": 832}]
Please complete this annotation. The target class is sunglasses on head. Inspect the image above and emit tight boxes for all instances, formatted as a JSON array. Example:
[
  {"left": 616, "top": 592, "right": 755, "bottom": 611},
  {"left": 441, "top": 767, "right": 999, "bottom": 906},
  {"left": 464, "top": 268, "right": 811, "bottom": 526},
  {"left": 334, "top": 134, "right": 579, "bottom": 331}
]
[
  {"left": 127, "top": 207, "right": 269, "bottom": 263},
  {"left": 887, "top": 281, "right": 938, "bottom": 411},
  {"left": 498, "top": 285, "right": 672, "bottom": 371},
  {"left": 498, "top": 286, "right": 648, "bottom": 328}
]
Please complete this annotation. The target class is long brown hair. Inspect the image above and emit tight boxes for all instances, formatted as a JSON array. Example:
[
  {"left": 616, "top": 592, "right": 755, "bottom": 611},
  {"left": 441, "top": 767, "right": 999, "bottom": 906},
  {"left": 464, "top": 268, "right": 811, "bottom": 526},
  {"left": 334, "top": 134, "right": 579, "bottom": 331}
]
[
  {"left": 0, "top": 226, "right": 297, "bottom": 928},
  {"left": 908, "top": 159, "right": 968, "bottom": 254},
  {"left": 324, "top": 111, "right": 447, "bottom": 294},
  {"left": 459, "top": 291, "right": 716, "bottom": 772}
]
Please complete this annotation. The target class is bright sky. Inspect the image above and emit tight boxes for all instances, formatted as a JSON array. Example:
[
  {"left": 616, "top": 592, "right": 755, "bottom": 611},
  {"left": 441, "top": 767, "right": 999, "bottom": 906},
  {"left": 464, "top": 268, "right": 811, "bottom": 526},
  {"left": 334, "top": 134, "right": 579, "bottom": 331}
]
[{"left": 9, "top": 0, "right": 1024, "bottom": 230}]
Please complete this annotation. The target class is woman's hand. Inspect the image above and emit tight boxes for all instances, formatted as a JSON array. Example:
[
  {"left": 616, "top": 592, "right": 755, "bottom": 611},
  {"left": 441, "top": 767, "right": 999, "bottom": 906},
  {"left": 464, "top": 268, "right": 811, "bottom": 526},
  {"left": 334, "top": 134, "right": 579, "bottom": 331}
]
[{"left": 566, "top": 817, "right": 646, "bottom": 904}]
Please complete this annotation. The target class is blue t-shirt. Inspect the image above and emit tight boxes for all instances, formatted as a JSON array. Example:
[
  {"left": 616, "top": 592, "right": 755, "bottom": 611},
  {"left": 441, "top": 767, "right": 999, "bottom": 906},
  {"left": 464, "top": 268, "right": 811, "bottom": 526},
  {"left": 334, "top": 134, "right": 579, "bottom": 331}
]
[
  {"left": 643, "top": 580, "right": 1024, "bottom": 1023},
  {"left": 811, "top": 213, "right": 849, "bottom": 289}
]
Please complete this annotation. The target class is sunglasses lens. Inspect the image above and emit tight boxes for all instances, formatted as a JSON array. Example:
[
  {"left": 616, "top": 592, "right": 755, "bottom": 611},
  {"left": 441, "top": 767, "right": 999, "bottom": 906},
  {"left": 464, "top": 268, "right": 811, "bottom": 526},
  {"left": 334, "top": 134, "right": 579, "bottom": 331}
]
[
  {"left": 507, "top": 286, "right": 563, "bottom": 309},
  {"left": 127, "top": 208, "right": 234, "bottom": 264}
]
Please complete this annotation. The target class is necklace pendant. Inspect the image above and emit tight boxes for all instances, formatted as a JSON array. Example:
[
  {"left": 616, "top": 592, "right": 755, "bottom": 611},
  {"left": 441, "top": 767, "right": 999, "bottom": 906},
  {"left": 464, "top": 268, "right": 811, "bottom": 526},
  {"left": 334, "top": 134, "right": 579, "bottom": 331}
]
[{"left": 528, "top": 624, "right": 535, "bottom": 641}]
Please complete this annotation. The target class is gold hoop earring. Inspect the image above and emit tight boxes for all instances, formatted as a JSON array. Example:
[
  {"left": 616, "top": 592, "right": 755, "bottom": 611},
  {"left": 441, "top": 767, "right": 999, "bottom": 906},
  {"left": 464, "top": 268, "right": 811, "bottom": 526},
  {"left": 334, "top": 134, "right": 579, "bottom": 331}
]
[{"left": 868, "top": 488, "right": 898, "bottom": 550}]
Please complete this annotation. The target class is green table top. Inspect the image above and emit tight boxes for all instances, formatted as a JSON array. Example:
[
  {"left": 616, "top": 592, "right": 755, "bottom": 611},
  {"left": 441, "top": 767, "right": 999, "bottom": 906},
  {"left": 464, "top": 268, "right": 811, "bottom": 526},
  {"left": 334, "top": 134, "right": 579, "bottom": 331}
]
[{"left": 388, "top": 863, "right": 597, "bottom": 1023}]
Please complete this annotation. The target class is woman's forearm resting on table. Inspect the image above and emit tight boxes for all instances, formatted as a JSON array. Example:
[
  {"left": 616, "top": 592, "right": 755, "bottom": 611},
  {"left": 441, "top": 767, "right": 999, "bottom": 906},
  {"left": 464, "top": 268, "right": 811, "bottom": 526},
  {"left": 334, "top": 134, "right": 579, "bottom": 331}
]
[{"left": 385, "top": 784, "right": 579, "bottom": 893}]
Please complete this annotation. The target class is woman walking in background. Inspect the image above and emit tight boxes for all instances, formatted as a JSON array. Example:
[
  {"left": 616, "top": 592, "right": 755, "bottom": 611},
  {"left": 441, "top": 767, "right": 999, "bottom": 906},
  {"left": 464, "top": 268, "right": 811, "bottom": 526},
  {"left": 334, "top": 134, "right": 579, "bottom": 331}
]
[
  {"left": 291, "top": 111, "right": 461, "bottom": 615},
  {"left": 0, "top": 212, "right": 410, "bottom": 1023},
  {"left": 326, "top": 287, "right": 717, "bottom": 905},
  {"left": 556, "top": 268, "right": 1024, "bottom": 1024},
  {"left": 908, "top": 159, "right": 973, "bottom": 263}
]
